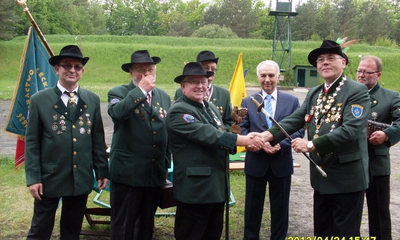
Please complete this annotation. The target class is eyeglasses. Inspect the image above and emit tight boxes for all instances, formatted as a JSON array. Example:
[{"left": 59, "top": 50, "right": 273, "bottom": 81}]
[
  {"left": 184, "top": 80, "right": 208, "bottom": 86},
  {"left": 133, "top": 68, "right": 155, "bottom": 74},
  {"left": 58, "top": 64, "right": 83, "bottom": 71},
  {"left": 356, "top": 70, "right": 379, "bottom": 75},
  {"left": 316, "top": 56, "right": 343, "bottom": 64},
  {"left": 202, "top": 66, "right": 217, "bottom": 72}
]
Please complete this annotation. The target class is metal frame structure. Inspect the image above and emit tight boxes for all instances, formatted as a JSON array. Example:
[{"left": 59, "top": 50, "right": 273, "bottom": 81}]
[{"left": 269, "top": 0, "right": 298, "bottom": 85}]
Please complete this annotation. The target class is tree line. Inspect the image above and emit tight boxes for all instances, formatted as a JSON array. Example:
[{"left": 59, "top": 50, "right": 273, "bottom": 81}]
[{"left": 1, "top": 0, "right": 399, "bottom": 46}]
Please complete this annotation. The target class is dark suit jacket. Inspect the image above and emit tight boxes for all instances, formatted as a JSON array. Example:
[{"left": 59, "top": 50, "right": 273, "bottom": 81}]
[
  {"left": 174, "top": 84, "right": 234, "bottom": 131},
  {"left": 25, "top": 86, "right": 108, "bottom": 197},
  {"left": 368, "top": 83, "right": 400, "bottom": 176},
  {"left": 269, "top": 76, "right": 370, "bottom": 194},
  {"left": 108, "top": 81, "right": 171, "bottom": 188},
  {"left": 241, "top": 90, "right": 304, "bottom": 178},
  {"left": 167, "top": 96, "right": 237, "bottom": 204}
]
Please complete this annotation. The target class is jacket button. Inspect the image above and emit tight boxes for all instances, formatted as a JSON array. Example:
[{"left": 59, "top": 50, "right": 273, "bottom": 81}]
[
  {"left": 73, "top": 151, "right": 77, "bottom": 155},
  {"left": 73, "top": 165, "right": 77, "bottom": 169},
  {"left": 73, "top": 138, "right": 77, "bottom": 142},
  {"left": 72, "top": 125, "right": 76, "bottom": 129}
]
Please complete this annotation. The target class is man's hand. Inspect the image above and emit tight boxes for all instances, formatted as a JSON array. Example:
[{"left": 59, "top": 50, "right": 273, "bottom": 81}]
[
  {"left": 263, "top": 142, "right": 281, "bottom": 154},
  {"left": 29, "top": 183, "right": 43, "bottom": 200},
  {"left": 369, "top": 130, "right": 387, "bottom": 145},
  {"left": 97, "top": 178, "right": 109, "bottom": 190},
  {"left": 260, "top": 131, "right": 274, "bottom": 142},
  {"left": 138, "top": 74, "right": 156, "bottom": 93},
  {"left": 246, "top": 132, "right": 264, "bottom": 152},
  {"left": 291, "top": 138, "right": 309, "bottom": 153}
]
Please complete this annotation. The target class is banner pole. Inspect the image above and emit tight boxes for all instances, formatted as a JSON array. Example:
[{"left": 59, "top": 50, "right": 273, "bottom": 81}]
[{"left": 15, "top": 0, "right": 54, "bottom": 57}]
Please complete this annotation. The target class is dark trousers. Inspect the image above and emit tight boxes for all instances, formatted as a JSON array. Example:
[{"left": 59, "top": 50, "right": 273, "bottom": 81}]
[
  {"left": 244, "top": 168, "right": 291, "bottom": 240},
  {"left": 174, "top": 200, "right": 225, "bottom": 240},
  {"left": 366, "top": 175, "right": 391, "bottom": 240},
  {"left": 110, "top": 181, "right": 162, "bottom": 240},
  {"left": 314, "top": 190, "right": 364, "bottom": 239},
  {"left": 27, "top": 194, "right": 88, "bottom": 240}
]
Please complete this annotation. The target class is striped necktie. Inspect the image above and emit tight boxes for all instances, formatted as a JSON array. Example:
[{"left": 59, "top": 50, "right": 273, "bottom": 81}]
[
  {"left": 265, "top": 95, "right": 274, "bottom": 128},
  {"left": 147, "top": 93, "right": 151, "bottom": 105}
]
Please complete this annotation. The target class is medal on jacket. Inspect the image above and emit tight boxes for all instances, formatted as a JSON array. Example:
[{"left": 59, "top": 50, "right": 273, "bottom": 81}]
[
  {"left": 85, "top": 113, "right": 91, "bottom": 126},
  {"left": 313, "top": 77, "right": 346, "bottom": 139}
]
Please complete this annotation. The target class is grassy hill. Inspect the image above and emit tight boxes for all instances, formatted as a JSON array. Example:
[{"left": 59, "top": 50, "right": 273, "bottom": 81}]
[{"left": 1, "top": 35, "right": 399, "bottom": 102}]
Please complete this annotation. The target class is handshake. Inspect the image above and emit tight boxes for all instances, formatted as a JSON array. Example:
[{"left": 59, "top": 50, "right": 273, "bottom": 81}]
[{"left": 237, "top": 131, "right": 279, "bottom": 154}]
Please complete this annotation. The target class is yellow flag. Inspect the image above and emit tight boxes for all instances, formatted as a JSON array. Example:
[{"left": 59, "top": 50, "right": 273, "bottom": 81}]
[
  {"left": 229, "top": 52, "right": 247, "bottom": 108},
  {"left": 229, "top": 53, "right": 247, "bottom": 153}
]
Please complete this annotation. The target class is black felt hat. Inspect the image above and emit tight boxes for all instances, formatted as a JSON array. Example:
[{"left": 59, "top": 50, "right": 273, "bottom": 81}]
[
  {"left": 196, "top": 50, "right": 219, "bottom": 64},
  {"left": 174, "top": 62, "right": 214, "bottom": 83},
  {"left": 49, "top": 45, "right": 89, "bottom": 66},
  {"left": 121, "top": 50, "right": 161, "bottom": 72},
  {"left": 308, "top": 40, "right": 348, "bottom": 67}
]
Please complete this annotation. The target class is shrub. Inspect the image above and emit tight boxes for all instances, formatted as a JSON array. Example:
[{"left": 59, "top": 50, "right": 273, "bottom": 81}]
[{"left": 191, "top": 24, "right": 239, "bottom": 39}]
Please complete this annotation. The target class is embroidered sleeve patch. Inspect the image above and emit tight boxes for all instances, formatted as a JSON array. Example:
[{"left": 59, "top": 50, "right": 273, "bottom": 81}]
[
  {"left": 351, "top": 104, "right": 363, "bottom": 118},
  {"left": 110, "top": 98, "right": 120, "bottom": 104},
  {"left": 182, "top": 114, "right": 195, "bottom": 123}
]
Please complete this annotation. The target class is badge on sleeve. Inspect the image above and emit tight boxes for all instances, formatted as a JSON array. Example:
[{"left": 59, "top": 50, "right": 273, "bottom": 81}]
[
  {"left": 182, "top": 114, "right": 195, "bottom": 123},
  {"left": 351, "top": 104, "right": 363, "bottom": 118},
  {"left": 110, "top": 98, "right": 120, "bottom": 104}
]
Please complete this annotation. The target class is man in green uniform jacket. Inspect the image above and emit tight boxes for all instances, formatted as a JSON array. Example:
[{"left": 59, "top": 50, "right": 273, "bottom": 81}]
[
  {"left": 357, "top": 55, "right": 400, "bottom": 240},
  {"left": 108, "top": 50, "right": 171, "bottom": 240},
  {"left": 173, "top": 50, "right": 234, "bottom": 131},
  {"left": 258, "top": 40, "right": 370, "bottom": 238},
  {"left": 167, "top": 62, "right": 264, "bottom": 240},
  {"left": 25, "top": 45, "right": 109, "bottom": 240}
]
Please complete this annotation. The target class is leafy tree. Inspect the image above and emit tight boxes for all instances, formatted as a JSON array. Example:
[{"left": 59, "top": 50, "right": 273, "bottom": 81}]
[
  {"left": 191, "top": 24, "right": 239, "bottom": 39},
  {"left": 292, "top": 0, "right": 319, "bottom": 40},
  {"left": 334, "top": 0, "right": 359, "bottom": 39},
  {"left": 157, "top": 0, "right": 185, "bottom": 35},
  {"left": 167, "top": 14, "right": 193, "bottom": 36},
  {"left": 387, "top": 0, "right": 400, "bottom": 43},
  {"left": 87, "top": 0, "right": 108, "bottom": 35},
  {"left": 253, "top": 0, "right": 274, "bottom": 39},
  {"left": 105, "top": 0, "right": 139, "bottom": 35},
  {"left": 315, "top": 0, "right": 336, "bottom": 39},
  {"left": 0, "top": 0, "right": 19, "bottom": 40},
  {"left": 202, "top": 0, "right": 260, "bottom": 38},
  {"left": 356, "top": 0, "right": 391, "bottom": 44},
  {"left": 180, "top": 0, "right": 207, "bottom": 30}
]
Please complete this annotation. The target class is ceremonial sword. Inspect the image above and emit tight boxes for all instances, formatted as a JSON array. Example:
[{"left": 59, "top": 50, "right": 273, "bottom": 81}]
[{"left": 250, "top": 96, "right": 327, "bottom": 178}]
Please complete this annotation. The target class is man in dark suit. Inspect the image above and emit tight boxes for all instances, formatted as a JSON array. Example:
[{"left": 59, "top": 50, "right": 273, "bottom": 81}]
[
  {"left": 357, "top": 55, "right": 400, "bottom": 240},
  {"left": 241, "top": 60, "right": 304, "bottom": 240},
  {"left": 25, "top": 45, "right": 109, "bottom": 240},
  {"left": 167, "top": 62, "right": 264, "bottom": 240},
  {"left": 257, "top": 40, "right": 370, "bottom": 238},
  {"left": 108, "top": 50, "right": 171, "bottom": 240},
  {"left": 173, "top": 50, "right": 234, "bottom": 131}
]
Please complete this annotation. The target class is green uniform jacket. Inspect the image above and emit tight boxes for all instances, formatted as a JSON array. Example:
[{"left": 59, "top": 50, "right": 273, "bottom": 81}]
[
  {"left": 174, "top": 84, "right": 234, "bottom": 131},
  {"left": 108, "top": 82, "right": 171, "bottom": 187},
  {"left": 269, "top": 76, "right": 370, "bottom": 194},
  {"left": 167, "top": 96, "right": 237, "bottom": 204},
  {"left": 25, "top": 86, "right": 108, "bottom": 197},
  {"left": 368, "top": 83, "right": 400, "bottom": 176}
]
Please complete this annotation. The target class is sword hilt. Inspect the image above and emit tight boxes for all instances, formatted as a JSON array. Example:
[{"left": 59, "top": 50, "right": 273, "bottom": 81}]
[{"left": 250, "top": 96, "right": 265, "bottom": 114}]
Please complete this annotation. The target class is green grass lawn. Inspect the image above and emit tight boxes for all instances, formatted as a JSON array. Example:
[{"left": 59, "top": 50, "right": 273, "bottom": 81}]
[{"left": 1, "top": 35, "right": 400, "bottom": 102}]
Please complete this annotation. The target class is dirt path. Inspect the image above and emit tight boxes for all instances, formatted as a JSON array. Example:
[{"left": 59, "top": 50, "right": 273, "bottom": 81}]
[{"left": 1, "top": 87, "right": 399, "bottom": 238}]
